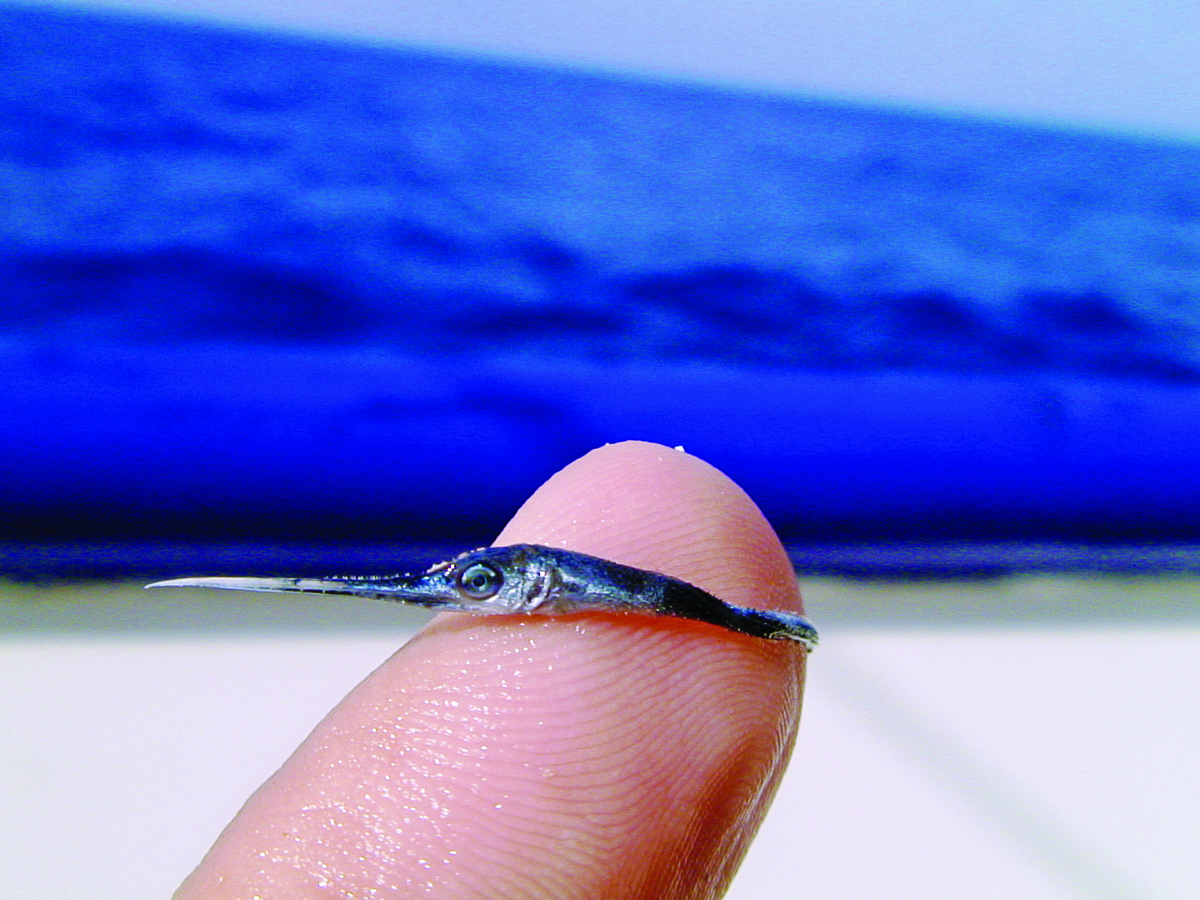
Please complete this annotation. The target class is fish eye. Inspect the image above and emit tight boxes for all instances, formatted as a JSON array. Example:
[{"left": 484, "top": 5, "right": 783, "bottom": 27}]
[{"left": 456, "top": 562, "right": 503, "bottom": 600}]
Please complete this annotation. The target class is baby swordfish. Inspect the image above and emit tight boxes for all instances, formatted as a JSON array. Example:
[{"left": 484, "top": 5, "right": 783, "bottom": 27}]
[{"left": 147, "top": 544, "right": 819, "bottom": 650}]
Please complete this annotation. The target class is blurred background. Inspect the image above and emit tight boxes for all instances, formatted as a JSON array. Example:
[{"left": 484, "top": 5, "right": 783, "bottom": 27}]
[{"left": 1, "top": 1, "right": 1198, "bottom": 897}]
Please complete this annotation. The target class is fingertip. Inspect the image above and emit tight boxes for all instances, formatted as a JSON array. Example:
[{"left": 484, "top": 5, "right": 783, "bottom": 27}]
[
  {"left": 176, "top": 441, "right": 808, "bottom": 900},
  {"left": 496, "top": 440, "right": 803, "bottom": 615}
]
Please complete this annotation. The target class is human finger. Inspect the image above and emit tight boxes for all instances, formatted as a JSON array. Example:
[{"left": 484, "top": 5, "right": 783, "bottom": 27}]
[{"left": 175, "top": 440, "right": 808, "bottom": 900}]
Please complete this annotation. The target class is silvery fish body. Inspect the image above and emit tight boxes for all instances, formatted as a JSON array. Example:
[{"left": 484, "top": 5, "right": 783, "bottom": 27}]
[{"left": 148, "top": 544, "right": 818, "bottom": 649}]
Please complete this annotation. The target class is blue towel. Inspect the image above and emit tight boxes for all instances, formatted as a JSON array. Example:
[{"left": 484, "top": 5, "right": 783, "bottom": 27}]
[{"left": 2, "top": 4, "right": 1199, "bottom": 572}]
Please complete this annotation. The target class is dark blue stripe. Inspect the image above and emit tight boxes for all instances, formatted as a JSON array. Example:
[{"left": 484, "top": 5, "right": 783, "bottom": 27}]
[{"left": 4, "top": 347, "right": 1200, "bottom": 546}]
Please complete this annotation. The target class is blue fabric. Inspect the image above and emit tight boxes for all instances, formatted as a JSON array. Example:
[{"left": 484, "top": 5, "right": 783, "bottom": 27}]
[
  {"left": 2, "top": 4, "right": 1200, "bottom": 559},
  {"left": 5, "top": 348, "right": 1200, "bottom": 544}
]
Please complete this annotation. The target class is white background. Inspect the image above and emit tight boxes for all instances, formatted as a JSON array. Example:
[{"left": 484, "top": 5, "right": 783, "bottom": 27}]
[
  {"left": 4, "top": 579, "right": 1199, "bottom": 898},
  {"left": 39, "top": 0, "right": 1200, "bottom": 142}
]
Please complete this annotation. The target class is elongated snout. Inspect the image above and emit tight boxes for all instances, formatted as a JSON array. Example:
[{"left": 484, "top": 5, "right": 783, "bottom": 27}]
[{"left": 145, "top": 573, "right": 471, "bottom": 610}]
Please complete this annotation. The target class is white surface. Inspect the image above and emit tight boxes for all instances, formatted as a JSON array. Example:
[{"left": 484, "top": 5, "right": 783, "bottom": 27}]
[
  {"left": 3, "top": 592, "right": 1198, "bottom": 899},
  {"left": 42, "top": 0, "right": 1200, "bottom": 142},
  {"left": 0, "top": 634, "right": 412, "bottom": 898},
  {"left": 733, "top": 627, "right": 1200, "bottom": 900}
]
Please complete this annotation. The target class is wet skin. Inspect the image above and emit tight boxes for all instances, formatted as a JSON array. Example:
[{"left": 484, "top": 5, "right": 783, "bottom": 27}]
[{"left": 169, "top": 441, "right": 809, "bottom": 900}]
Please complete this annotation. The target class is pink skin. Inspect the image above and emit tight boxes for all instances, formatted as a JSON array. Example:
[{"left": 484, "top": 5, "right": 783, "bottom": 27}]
[{"left": 175, "top": 441, "right": 808, "bottom": 900}]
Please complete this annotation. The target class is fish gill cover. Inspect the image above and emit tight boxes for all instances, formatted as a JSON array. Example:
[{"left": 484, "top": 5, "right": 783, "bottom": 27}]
[{"left": 1, "top": 3, "right": 1200, "bottom": 570}]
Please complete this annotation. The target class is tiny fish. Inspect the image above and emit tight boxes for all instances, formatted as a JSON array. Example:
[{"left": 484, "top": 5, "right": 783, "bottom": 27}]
[{"left": 148, "top": 544, "right": 818, "bottom": 649}]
